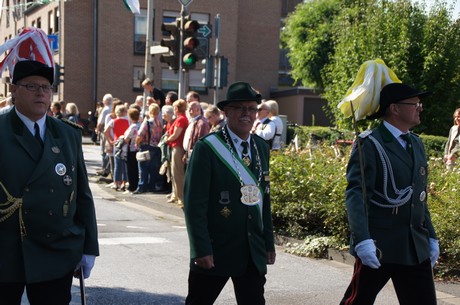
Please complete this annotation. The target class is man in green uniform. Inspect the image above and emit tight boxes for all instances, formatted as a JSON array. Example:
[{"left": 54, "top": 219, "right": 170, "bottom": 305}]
[
  {"left": 0, "top": 60, "right": 99, "bottom": 305},
  {"left": 184, "top": 82, "right": 276, "bottom": 305},
  {"left": 340, "top": 83, "right": 439, "bottom": 305}
]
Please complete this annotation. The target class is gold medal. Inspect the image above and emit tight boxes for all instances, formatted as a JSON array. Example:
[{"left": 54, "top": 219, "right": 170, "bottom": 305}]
[
  {"left": 242, "top": 156, "right": 251, "bottom": 167},
  {"left": 220, "top": 206, "right": 232, "bottom": 218},
  {"left": 240, "top": 185, "right": 261, "bottom": 206}
]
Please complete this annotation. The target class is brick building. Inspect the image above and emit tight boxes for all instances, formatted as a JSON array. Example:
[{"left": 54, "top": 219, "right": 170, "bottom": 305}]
[{"left": 0, "top": 0, "right": 284, "bottom": 118}]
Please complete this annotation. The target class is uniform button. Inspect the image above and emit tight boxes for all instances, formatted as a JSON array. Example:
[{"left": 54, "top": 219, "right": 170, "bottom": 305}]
[
  {"left": 46, "top": 233, "right": 51, "bottom": 238},
  {"left": 248, "top": 214, "right": 252, "bottom": 220},
  {"left": 48, "top": 210, "right": 54, "bottom": 216},
  {"left": 411, "top": 204, "right": 414, "bottom": 208},
  {"left": 248, "top": 232, "right": 252, "bottom": 237},
  {"left": 24, "top": 210, "right": 29, "bottom": 214},
  {"left": 50, "top": 188, "right": 54, "bottom": 193},
  {"left": 24, "top": 187, "right": 30, "bottom": 192}
]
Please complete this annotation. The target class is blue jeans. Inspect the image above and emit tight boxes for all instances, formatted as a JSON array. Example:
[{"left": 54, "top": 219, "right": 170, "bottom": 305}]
[
  {"left": 137, "top": 147, "right": 162, "bottom": 192},
  {"left": 114, "top": 146, "right": 127, "bottom": 183}
]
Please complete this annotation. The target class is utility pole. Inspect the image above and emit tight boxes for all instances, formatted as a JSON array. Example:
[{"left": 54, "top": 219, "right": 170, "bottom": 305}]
[
  {"left": 178, "top": 5, "right": 186, "bottom": 99},
  {"left": 213, "top": 14, "right": 220, "bottom": 105},
  {"left": 144, "top": 0, "right": 154, "bottom": 81}
]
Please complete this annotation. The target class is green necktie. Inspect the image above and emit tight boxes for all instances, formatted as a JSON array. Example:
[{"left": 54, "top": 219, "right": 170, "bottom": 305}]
[{"left": 400, "top": 133, "right": 413, "bottom": 158}]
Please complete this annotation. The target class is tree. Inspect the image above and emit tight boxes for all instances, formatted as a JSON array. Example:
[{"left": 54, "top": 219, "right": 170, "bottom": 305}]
[
  {"left": 281, "top": 0, "right": 341, "bottom": 88},
  {"left": 283, "top": 0, "right": 460, "bottom": 135}
]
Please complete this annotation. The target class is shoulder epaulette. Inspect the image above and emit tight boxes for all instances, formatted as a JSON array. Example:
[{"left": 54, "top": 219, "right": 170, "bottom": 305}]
[
  {"left": 61, "top": 118, "right": 83, "bottom": 130},
  {"left": 358, "top": 129, "right": 373, "bottom": 138}
]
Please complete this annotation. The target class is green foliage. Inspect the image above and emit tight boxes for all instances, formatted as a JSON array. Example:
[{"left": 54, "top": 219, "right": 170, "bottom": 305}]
[
  {"left": 283, "top": 0, "right": 460, "bottom": 135},
  {"left": 281, "top": 0, "right": 341, "bottom": 88},
  {"left": 270, "top": 140, "right": 460, "bottom": 274},
  {"left": 285, "top": 235, "right": 341, "bottom": 258}
]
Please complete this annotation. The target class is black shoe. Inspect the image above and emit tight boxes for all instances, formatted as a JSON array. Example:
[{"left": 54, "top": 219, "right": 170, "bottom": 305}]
[{"left": 133, "top": 190, "right": 144, "bottom": 194}]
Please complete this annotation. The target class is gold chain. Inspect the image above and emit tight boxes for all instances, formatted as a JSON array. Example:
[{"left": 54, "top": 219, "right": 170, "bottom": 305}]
[{"left": 0, "top": 181, "right": 26, "bottom": 240}]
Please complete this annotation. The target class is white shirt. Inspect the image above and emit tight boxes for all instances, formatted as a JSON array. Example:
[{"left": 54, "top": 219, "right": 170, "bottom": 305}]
[
  {"left": 270, "top": 115, "right": 283, "bottom": 150},
  {"left": 16, "top": 108, "right": 46, "bottom": 141},
  {"left": 253, "top": 116, "right": 276, "bottom": 141},
  {"left": 383, "top": 120, "right": 409, "bottom": 149},
  {"left": 227, "top": 126, "right": 252, "bottom": 160}
]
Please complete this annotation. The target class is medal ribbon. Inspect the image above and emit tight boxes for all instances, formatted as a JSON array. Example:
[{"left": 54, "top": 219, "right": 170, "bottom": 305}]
[{"left": 203, "top": 134, "right": 263, "bottom": 218}]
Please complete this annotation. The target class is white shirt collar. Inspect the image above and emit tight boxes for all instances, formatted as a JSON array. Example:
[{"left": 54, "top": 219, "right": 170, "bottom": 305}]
[
  {"left": 226, "top": 126, "right": 252, "bottom": 157},
  {"left": 15, "top": 108, "right": 46, "bottom": 139}
]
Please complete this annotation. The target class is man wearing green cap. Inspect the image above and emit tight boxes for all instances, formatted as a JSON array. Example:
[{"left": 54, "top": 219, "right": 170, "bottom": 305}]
[{"left": 184, "top": 81, "right": 276, "bottom": 305}]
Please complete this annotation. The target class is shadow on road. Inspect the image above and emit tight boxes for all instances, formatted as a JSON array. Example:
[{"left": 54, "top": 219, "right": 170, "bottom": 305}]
[{"left": 82, "top": 286, "right": 185, "bottom": 305}]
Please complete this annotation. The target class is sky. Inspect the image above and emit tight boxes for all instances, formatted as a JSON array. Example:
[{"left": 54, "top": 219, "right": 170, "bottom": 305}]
[{"left": 412, "top": 0, "right": 460, "bottom": 18}]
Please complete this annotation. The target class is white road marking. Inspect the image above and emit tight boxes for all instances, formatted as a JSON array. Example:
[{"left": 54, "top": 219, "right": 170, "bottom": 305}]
[{"left": 99, "top": 236, "right": 170, "bottom": 245}]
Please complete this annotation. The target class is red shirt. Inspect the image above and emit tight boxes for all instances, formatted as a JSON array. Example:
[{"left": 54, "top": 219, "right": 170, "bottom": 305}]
[
  {"left": 167, "top": 114, "right": 188, "bottom": 147},
  {"left": 113, "top": 118, "right": 129, "bottom": 141}
]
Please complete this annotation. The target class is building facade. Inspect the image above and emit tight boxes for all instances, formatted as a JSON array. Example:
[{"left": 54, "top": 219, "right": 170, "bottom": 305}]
[{"left": 0, "top": 0, "right": 283, "bottom": 118}]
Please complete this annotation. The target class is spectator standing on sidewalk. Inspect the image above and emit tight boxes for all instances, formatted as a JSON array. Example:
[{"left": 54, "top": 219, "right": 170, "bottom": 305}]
[
  {"left": 251, "top": 102, "right": 276, "bottom": 148},
  {"left": 265, "top": 99, "right": 283, "bottom": 150},
  {"left": 340, "top": 83, "right": 439, "bottom": 305},
  {"left": 134, "top": 104, "right": 164, "bottom": 194},
  {"left": 96, "top": 93, "right": 113, "bottom": 177},
  {"left": 124, "top": 107, "right": 141, "bottom": 193},
  {"left": 164, "top": 99, "right": 188, "bottom": 206},
  {"left": 183, "top": 101, "right": 210, "bottom": 165}
]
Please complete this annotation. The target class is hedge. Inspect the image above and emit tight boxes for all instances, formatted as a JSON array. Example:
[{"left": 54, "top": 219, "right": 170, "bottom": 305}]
[{"left": 272, "top": 126, "right": 458, "bottom": 277}]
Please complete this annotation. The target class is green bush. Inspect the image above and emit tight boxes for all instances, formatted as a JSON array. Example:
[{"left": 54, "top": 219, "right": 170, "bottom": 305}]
[{"left": 271, "top": 138, "right": 459, "bottom": 275}]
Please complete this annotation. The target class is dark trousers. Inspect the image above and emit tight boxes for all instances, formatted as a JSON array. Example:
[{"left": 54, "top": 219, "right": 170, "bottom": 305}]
[
  {"left": 340, "top": 258, "right": 436, "bottom": 305},
  {"left": 127, "top": 150, "right": 139, "bottom": 192},
  {"left": 186, "top": 261, "right": 266, "bottom": 305},
  {"left": 0, "top": 271, "right": 74, "bottom": 305}
]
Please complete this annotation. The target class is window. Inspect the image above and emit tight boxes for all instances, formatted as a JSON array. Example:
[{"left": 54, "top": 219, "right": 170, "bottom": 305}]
[
  {"left": 161, "top": 68, "right": 179, "bottom": 92},
  {"left": 48, "top": 10, "right": 53, "bottom": 34},
  {"left": 188, "top": 70, "right": 206, "bottom": 94},
  {"left": 54, "top": 7, "right": 59, "bottom": 33},
  {"left": 134, "top": 9, "right": 148, "bottom": 55},
  {"left": 37, "top": 17, "right": 41, "bottom": 29},
  {"left": 133, "top": 66, "right": 145, "bottom": 91}
]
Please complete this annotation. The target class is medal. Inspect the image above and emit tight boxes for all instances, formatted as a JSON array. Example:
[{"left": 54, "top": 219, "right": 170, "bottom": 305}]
[
  {"left": 55, "top": 163, "right": 66, "bottom": 176},
  {"left": 419, "top": 191, "right": 427, "bottom": 202},
  {"left": 63, "top": 175, "right": 73, "bottom": 186},
  {"left": 220, "top": 207, "right": 232, "bottom": 218},
  {"left": 242, "top": 156, "right": 251, "bottom": 167},
  {"left": 240, "top": 185, "right": 261, "bottom": 206}
]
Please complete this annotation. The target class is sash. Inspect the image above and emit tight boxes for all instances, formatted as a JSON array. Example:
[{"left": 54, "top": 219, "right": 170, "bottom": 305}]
[{"left": 203, "top": 134, "right": 264, "bottom": 220}]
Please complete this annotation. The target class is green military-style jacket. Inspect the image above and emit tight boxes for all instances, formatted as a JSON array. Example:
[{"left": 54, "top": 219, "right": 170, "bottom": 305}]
[
  {"left": 346, "top": 123, "right": 437, "bottom": 265},
  {"left": 0, "top": 109, "right": 99, "bottom": 283},
  {"left": 184, "top": 127, "right": 275, "bottom": 276}
]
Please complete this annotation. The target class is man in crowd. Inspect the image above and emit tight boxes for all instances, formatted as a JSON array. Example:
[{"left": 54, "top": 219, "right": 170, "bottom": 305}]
[
  {"left": 183, "top": 101, "right": 210, "bottom": 165},
  {"left": 184, "top": 81, "right": 276, "bottom": 305},
  {"left": 96, "top": 93, "right": 113, "bottom": 177},
  {"left": 251, "top": 101, "right": 276, "bottom": 148}
]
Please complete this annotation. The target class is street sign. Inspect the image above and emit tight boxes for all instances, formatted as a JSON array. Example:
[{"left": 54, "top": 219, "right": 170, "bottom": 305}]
[
  {"left": 198, "top": 24, "right": 212, "bottom": 38},
  {"left": 178, "top": 0, "right": 193, "bottom": 7},
  {"left": 150, "top": 45, "right": 169, "bottom": 55}
]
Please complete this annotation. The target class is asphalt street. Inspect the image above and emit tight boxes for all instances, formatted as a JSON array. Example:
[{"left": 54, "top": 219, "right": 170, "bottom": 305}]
[{"left": 20, "top": 137, "right": 460, "bottom": 304}]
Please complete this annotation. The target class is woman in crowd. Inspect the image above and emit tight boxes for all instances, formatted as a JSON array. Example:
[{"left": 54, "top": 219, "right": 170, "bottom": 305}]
[
  {"left": 134, "top": 104, "right": 163, "bottom": 194},
  {"left": 104, "top": 104, "right": 129, "bottom": 191},
  {"left": 65, "top": 102, "right": 79, "bottom": 124},
  {"left": 124, "top": 107, "right": 142, "bottom": 193},
  {"left": 164, "top": 99, "right": 188, "bottom": 207},
  {"left": 204, "top": 104, "right": 226, "bottom": 133},
  {"left": 444, "top": 108, "right": 460, "bottom": 170},
  {"left": 103, "top": 99, "right": 124, "bottom": 182}
]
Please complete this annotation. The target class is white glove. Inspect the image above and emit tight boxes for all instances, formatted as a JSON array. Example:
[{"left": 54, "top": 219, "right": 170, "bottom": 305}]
[
  {"left": 429, "top": 238, "right": 440, "bottom": 268},
  {"left": 355, "top": 239, "right": 381, "bottom": 269},
  {"left": 75, "top": 254, "right": 96, "bottom": 279}
]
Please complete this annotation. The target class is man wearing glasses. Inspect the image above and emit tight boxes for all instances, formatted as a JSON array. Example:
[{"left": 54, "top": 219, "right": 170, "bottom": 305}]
[
  {"left": 0, "top": 60, "right": 99, "bottom": 305},
  {"left": 184, "top": 82, "right": 276, "bottom": 305},
  {"left": 340, "top": 83, "right": 439, "bottom": 305}
]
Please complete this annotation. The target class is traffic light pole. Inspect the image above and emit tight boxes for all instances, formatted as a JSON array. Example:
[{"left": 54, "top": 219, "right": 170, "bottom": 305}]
[
  {"left": 144, "top": 0, "right": 154, "bottom": 111},
  {"left": 178, "top": 5, "right": 186, "bottom": 99},
  {"left": 213, "top": 14, "right": 220, "bottom": 105}
]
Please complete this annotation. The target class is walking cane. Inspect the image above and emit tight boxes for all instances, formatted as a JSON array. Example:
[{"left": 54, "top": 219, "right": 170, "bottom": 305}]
[{"left": 78, "top": 267, "right": 87, "bottom": 305}]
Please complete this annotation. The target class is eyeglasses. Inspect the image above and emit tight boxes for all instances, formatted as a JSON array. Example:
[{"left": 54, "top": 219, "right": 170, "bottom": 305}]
[
  {"left": 16, "top": 83, "right": 53, "bottom": 93},
  {"left": 227, "top": 105, "right": 258, "bottom": 114},
  {"left": 398, "top": 102, "right": 423, "bottom": 108}
]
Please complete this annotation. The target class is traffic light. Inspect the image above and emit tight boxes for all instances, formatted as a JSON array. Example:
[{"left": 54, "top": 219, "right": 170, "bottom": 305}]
[
  {"left": 218, "top": 57, "right": 228, "bottom": 88},
  {"left": 160, "top": 18, "right": 180, "bottom": 71},
  {"left": 201, "top": 57, "right": 214, "bottom": 88},
  {"left": 182, "top": 16, "right": 200, "bottom": 70},
  {"left": 54, "top": 63, "right": 64, "bottom": 86}
]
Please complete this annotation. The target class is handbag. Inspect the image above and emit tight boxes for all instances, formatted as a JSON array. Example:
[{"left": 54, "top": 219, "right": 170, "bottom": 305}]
[{"left": 136, "top": 150, "right": 151, "bottom": 162}]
